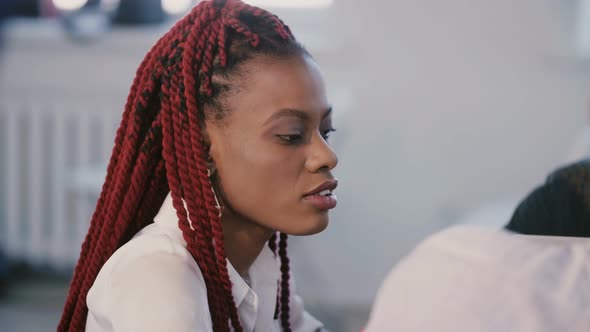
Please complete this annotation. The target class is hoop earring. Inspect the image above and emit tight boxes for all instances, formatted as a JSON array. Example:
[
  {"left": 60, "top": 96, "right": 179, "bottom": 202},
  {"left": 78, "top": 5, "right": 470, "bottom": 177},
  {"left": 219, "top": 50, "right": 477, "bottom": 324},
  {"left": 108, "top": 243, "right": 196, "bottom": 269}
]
[{"left": 207, "top": 168, "right": 224, "bottom": 218}]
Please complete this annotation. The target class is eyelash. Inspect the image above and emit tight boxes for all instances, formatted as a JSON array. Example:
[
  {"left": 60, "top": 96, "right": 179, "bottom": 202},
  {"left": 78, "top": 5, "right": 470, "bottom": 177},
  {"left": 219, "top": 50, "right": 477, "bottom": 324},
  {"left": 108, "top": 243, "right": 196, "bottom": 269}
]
[
  {"left": 321, "top": 128, "right": 336, "bottom": 140},
  {"left": 277, "top": 134, "right": 303, "bottom": 144},
  {"left": 277, "top": 128, "right": 336, "bottom": 145}
]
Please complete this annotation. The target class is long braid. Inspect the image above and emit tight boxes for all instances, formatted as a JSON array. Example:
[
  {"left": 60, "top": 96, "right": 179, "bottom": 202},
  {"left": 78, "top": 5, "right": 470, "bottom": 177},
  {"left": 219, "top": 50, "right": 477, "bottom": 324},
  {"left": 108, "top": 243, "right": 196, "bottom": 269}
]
[
  {"left": 278, "top": 233, "right": 292, "bottom": 331},
  {"left": 60, "top": 9, "right": 215, "bottom": 328},
  {"left": 165, "top": 29, "right": 232, "bottom": 329},
  {"left": 69, "top": 81, "right": 149, "bottom": 329},
  {"left": 267, "top": 231, "right": 293, "bottom": 329},
  {"left": 133, "top": 156, "right": 168, "bottom": 231},
  {"left": 199, "top": 18, "right": 245, "bottom": 331},
  {"left": 177, "top": 8, "right": 233, "bottom": 325},
  {"left": 60, "top": 25, "right": 192, "bottom": 331},
  {"left": 57, "top": 52, "right": 153, "bottom": 328},
  {"left": 58, "top": 1, "right": 304, "bottom": 330},
  {"left": 165, "top": 7, "right": 237, "bottom": 329},
  {"left": 70, "top": 81, "right": 164, "bottom": 329},
  {"left": 187, "top": 13, "right": 244, "bottom": 329},
  {"left": 268, "top": 232, "right": 281, "bottom": 320}
]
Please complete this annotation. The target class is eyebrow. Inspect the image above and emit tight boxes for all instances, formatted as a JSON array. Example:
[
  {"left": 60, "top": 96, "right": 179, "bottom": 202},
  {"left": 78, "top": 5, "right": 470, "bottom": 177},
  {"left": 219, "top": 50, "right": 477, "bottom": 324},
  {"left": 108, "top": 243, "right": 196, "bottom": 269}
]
[{"left": 264, "top": 107, "right": 332, "bottom": 125}]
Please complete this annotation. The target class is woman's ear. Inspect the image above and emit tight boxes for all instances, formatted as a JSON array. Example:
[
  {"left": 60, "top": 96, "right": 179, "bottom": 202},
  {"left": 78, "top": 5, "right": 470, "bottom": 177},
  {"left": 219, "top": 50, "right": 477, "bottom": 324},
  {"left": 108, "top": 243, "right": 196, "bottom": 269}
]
[
  {"left": 206, "top": 154, "right": 217, "bottom": 176},
  {"left": 200, "top": 121, "right": 217, "bottom": 175}
]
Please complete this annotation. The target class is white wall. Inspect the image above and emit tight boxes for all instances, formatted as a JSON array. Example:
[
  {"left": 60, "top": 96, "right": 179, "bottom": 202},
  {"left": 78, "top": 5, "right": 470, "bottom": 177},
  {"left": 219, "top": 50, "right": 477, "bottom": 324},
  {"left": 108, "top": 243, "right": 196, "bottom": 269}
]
[{"left": 280, "top": 0, "right": 590, "bottom": 310}]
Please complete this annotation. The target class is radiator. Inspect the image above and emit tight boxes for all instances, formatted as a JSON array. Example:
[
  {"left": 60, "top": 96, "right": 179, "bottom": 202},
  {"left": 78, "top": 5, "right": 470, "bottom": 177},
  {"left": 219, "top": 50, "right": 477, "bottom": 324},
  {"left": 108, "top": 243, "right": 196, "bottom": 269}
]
[{"left": 1, "top": 103, "right": 119, "bottom": 270}]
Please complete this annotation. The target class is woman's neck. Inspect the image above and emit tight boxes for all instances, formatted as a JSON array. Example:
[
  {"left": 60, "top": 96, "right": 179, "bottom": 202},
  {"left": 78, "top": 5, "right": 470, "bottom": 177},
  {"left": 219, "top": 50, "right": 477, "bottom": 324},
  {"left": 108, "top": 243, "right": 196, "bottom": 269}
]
[{"left": 221, "top": 211, "right": 274, "bottom": 277}]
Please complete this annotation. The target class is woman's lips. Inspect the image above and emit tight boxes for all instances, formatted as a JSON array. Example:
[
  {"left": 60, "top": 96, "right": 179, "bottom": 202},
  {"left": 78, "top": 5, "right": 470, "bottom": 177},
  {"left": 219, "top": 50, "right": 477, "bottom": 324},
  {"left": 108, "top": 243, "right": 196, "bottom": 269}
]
[
  {"left": 302, "top": 191, "right": 338, "bottom": 210},
  {"left": 304, "top": 179, "right": 338, "bottom": 196}
]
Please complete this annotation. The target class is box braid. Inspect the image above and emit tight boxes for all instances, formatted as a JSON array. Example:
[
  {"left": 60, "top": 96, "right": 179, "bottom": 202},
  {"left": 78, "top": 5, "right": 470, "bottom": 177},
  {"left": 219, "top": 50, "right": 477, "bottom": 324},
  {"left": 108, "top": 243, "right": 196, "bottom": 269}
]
[{"left": 57, "top": 1, "right": 307, "bottom": 331}]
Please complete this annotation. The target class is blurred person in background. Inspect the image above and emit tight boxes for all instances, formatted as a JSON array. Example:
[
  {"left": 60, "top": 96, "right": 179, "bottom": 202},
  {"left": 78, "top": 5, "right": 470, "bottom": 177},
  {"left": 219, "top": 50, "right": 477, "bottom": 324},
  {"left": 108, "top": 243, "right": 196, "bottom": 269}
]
[
  {"left": 365, "top": 140, "right": 590, "bottom": 331},
  {"left": 58, "top": 0, "right": 337, "bottom": 331},
  {"left": 505, "top": 159, "right": 590, "bottom": 237},
  {"left": 366, "top": 127, "right": 590, "bottom": 330},
  {"left": 364, "top": 225, "right": 590, "bottom": 332},
  {"left": 456, "top": 107, "right": 590, "bottom": 232},
  {"left": 505, "top": 106, "right": 590, "bottom": 236}
]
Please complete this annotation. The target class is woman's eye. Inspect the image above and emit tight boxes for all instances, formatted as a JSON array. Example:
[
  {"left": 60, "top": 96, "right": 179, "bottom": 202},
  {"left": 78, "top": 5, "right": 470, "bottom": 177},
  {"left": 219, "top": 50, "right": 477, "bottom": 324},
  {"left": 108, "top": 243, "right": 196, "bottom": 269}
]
[
  {"left": 321, "top": 128, "right": 336, "bottom": 140},
  {"left": 277, "top": 134, "right": 303, "bottom": 144}
]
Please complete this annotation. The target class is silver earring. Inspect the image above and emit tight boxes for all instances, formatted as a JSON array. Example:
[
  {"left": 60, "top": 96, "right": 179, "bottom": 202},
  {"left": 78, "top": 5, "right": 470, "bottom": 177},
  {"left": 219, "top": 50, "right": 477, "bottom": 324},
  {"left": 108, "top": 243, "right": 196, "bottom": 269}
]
[{"left": 207, "top": 168, "right": 223, "bottom": 218}]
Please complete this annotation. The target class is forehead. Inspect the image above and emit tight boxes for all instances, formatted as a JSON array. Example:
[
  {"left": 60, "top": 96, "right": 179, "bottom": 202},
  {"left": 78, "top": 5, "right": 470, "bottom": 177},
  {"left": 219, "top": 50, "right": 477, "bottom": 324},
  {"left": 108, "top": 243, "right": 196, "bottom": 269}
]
[{"left": 225, "top": 55, "right": 330, "bottom": 123}]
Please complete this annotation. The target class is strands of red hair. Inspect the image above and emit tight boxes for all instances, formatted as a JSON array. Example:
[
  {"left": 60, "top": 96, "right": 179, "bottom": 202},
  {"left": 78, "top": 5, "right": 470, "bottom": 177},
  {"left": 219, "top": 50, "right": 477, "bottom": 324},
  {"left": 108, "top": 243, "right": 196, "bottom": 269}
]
[{"left": 58, "top": 1, "right": 298, "bottom": 330}]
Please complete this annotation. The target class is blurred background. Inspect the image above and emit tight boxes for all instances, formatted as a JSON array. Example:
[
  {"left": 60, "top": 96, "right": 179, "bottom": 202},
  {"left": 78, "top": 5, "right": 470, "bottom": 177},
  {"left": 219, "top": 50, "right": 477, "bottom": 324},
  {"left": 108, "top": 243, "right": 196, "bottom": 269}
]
[{"left": 1, "top": 0, "right": 590, "bottom": 331}]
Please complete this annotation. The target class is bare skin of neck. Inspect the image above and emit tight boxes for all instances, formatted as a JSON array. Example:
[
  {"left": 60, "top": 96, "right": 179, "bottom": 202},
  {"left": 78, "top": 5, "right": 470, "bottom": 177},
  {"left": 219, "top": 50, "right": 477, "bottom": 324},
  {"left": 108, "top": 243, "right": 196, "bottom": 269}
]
[{"left": 221, "top": 208, "right": 274, "bottom": 277}]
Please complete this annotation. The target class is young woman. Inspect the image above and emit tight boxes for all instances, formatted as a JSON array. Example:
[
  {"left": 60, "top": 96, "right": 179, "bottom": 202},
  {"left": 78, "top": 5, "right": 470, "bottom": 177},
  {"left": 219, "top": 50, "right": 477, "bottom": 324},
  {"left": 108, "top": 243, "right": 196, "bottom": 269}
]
[{"left": 57, "top": 1, "right": 338, "bottom": 331}]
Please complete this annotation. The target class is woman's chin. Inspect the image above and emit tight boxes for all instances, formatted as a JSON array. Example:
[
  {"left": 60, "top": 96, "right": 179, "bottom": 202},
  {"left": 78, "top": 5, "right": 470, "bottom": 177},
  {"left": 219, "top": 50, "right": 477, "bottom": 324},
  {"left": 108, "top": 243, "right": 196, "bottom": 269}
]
[{"left": 284, "top": 214, "right": 330, "bottom": 236}]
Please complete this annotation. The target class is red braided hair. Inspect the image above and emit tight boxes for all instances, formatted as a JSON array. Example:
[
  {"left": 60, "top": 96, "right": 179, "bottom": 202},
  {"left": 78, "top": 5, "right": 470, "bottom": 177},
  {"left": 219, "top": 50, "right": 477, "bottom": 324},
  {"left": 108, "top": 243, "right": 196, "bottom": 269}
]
[{"left": 58, "top": 1, "right": 306, "bottom": 330}]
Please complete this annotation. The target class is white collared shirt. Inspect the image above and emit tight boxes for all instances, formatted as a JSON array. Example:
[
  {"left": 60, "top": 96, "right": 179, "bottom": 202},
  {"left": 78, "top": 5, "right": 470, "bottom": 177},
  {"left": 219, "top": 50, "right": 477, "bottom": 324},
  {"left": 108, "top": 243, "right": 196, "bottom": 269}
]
[
  {"left": 86, "top": 193, "right": 323, "bottom": 332},
  {"left": 366, "top": 225, "right": 590, "bottom": 332}
]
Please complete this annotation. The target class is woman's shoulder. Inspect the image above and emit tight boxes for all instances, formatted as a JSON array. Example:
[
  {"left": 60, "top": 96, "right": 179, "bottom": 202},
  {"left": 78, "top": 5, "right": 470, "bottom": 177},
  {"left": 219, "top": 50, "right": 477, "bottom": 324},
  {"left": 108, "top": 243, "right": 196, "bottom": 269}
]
[
  {"left": 86, "top": 223, "right": 212, "bottom": 331},
  {"left": 98, "top": 222, "right": 201, "bottom": 282}
]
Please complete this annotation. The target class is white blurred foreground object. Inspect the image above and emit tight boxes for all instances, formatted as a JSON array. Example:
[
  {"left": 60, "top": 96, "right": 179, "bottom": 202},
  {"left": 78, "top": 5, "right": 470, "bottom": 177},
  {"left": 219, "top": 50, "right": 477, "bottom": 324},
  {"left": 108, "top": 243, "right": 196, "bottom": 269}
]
[
  {"left": 53, "top": 0, "right": 88, "bottom": 12},
  {"left": 245, "top": 0, "right": 333, "bottom": 9},
  {"left": 161, "top": 0, "right": 193, "bottom": 15},
  {"left": 365, "top": 225, "right": 590, "bottom": 332}
]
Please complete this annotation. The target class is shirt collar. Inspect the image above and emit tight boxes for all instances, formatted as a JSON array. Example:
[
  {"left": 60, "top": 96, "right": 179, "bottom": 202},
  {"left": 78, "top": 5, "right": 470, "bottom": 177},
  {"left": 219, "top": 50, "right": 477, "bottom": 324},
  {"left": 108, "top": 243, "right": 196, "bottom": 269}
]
[{"left": 153, "top": 192, "right": 280, "bottom": 329}]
